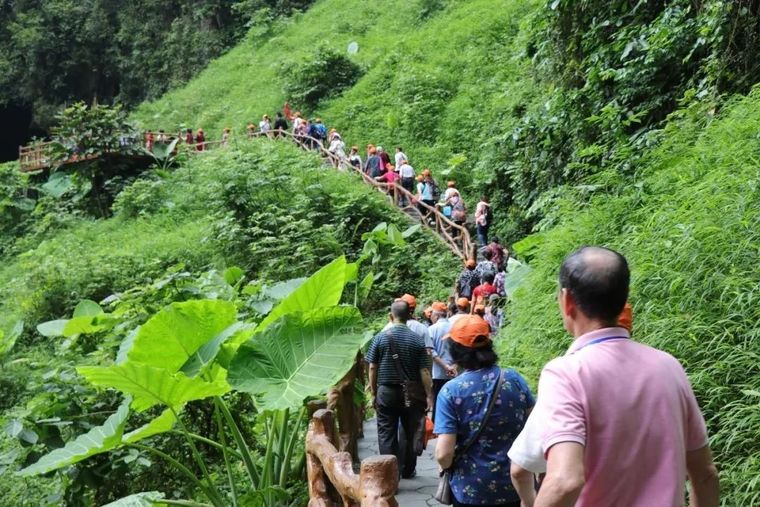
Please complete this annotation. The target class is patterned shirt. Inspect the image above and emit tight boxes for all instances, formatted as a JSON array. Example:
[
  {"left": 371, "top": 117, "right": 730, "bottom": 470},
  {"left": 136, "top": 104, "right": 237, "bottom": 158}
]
[
  {"left": 457, "top": 268, "right": 479, "bottom": 299},
  {"left": 434, "top": 366, "right": 534, "bottom": 505},
  {"left": 366, "top": 324, "right": 431, "bottom": 384}
]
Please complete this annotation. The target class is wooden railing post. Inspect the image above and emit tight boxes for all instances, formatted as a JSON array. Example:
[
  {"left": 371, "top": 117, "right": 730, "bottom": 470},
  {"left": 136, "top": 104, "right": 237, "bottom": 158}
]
[
  {"left": 307, "top": 410, "right": 337, "bottom": 506},
  {"left": 359, "top": 456, "right": 399, "bottom": 507}
]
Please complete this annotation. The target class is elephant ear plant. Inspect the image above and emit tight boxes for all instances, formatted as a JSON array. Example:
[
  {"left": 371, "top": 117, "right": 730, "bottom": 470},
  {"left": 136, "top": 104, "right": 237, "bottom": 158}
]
[{"left": 20, "top": 256, "right": 371, "bottom": 507}]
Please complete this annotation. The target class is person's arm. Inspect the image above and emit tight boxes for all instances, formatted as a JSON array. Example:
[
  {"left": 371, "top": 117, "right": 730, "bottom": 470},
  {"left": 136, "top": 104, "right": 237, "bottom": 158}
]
[
  {"left": 687, "top": 445, "right": 719, "bottom": 507},
  {"left": 435, "top": 433, "right": 456, "bottom": 470},
  {"left": 534, "top": 442, "right": 584, "bottom": 507},
  {"left": 369, "top": 363, "right": 378, "bottom": 407},
  {"left": 420, "top": 367, "right": 433, "bottom": 411},
  {"left": 510, "top": 462, "right": 537, "bottom": 507}
]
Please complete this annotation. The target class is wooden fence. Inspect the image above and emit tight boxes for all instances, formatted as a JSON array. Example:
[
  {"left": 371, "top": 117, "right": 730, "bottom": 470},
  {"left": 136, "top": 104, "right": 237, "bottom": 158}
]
[
  {"left": 306, "top": 409, "right": 398, "bottom": 507},
  {"left": 18, "top": 128, "right": 475, "bottom": 260}
]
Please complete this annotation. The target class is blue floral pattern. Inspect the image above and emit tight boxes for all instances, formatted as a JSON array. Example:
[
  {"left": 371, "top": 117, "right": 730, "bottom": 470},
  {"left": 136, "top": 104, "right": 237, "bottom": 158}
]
[{"left": 434, "top": 366, "right": 534, "bottom": 505}]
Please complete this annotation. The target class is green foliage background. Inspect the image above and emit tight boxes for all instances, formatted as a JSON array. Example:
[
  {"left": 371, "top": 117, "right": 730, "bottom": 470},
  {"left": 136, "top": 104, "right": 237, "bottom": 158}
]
[{"left": 3, "top": 0, "right": 760, "bottom": 504}]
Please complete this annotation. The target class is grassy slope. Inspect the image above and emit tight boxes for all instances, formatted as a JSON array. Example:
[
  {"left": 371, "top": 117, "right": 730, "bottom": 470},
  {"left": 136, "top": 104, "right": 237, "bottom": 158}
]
[
  {"left": 133, "top": 0, "right": 542, "bottom": 228},
  {"left": 127, "top": 0, "right": 760, "bottom": 501},
  {"left": 499, "top": 93, "right": 760, "bottom": 504}
]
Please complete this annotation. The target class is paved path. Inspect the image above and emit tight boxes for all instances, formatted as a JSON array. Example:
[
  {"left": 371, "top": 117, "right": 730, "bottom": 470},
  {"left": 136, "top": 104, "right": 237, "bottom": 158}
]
[{"left": 358, "top": 418, "right": 443, "bottom": 507}]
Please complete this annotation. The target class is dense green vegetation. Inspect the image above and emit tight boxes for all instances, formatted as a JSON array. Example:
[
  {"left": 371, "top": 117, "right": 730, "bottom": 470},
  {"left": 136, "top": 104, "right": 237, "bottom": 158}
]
[
  {"left": 0, "top": 0, "right": 317, "bottom": 131},
  {"left": 501, "top": 91, "right": 760, "bottom": 504},
  {"left": 0, "top": 140, "right": 457, "bottom": 504},
  {"left": 4, "top": 0, "right": 760, "bottom": 504}
]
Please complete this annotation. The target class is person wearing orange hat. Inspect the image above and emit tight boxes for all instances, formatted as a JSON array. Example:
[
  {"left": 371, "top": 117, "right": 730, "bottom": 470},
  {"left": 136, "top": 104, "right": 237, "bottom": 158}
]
[
  {"left": 449, "top": 297, "right": 471, "bottom": 325},
  {"left": 426, "top": 301, "right": 456, "bottom": 420},
  {"left": 434, "top": 315, "right": 534, "bottom": 506},
  {"left": 383, "top": 294, "right": 429, "bottom": 339},
  {"left": 365, "top": 299, "right": 432, "bottom": 480},
  {"left": 247, "top": 123, "right": 256, "bottom": 138},
  {"left": 455, "top": 258, "right": 479, "bottom": 302},
  {"left": 221, "top": 127, "right": 231, "bottom": 147},
  {"left": 364, "top": 145, "right": 383, "bottom": 179}
]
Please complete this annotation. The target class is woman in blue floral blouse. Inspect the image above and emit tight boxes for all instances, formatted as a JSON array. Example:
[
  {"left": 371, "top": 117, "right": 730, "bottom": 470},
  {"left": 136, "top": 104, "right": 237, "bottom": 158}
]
[{"left": 434, "top": 315, "right": 534, "bottom": 507}]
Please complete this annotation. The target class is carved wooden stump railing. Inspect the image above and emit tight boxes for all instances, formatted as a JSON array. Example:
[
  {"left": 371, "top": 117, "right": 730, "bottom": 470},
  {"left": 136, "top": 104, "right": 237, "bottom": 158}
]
[{"left": 306, "top": 409, "right": 398, "bottom": 507}]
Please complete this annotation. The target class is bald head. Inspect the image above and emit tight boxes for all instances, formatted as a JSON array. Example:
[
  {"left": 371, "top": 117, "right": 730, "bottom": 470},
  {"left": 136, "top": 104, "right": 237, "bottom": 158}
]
[
  {"left": 390, "top": 300, "right": 410, "bottom": 323},
  {"left": 559, "top": 246, "right": 629, "bottom": 324}
]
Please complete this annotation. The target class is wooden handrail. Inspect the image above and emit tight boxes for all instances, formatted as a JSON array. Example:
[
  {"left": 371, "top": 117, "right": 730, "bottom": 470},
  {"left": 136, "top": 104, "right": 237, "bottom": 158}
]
[
  {"left": 249, "top": 130, "right": 475, "bottom": 260},
  {"left": 17, "top": 127, "right": 475, "bottom": 259},
  {"left": 306, "top": 409, "right": 398, "bottom": 506}
]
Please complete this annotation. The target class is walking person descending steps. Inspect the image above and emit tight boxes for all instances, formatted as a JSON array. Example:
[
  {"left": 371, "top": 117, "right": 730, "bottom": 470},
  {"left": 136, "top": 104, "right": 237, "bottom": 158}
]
[{"left": 366, "top": 299, "right": 433, "bottom": 480}]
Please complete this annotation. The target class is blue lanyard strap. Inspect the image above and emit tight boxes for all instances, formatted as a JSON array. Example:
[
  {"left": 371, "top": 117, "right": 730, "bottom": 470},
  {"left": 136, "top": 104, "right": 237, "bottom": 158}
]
[{"left": 577, "top": 336, "right": 629, "bottom": 352}]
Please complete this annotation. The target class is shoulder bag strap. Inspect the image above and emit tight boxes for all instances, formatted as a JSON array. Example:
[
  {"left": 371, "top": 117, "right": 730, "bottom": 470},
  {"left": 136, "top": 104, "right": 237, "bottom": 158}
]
[
  {"left": 452, "top": 368, "right": 504, "bottom": 463},
  {"left": 386, "top": 327, "right": 410, "bottom": 382}
]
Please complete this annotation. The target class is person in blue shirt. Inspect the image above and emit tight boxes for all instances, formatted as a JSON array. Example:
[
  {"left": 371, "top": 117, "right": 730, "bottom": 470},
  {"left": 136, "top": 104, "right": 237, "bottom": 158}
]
[
  {"left": 425, "top": 301, "right": 456, "bottom": 420},
  {"left": 434, "top": 315, "right": 534, "bottom": 507}
]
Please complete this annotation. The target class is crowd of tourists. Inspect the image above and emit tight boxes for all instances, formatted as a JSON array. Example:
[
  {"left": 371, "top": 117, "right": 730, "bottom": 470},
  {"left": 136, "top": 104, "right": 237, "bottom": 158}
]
[
  {"left": 364, "top": 246, "right": 719, "bottom": 507},
  {"left": 144, "top": 105, "right": 497, "bottom": 245}
]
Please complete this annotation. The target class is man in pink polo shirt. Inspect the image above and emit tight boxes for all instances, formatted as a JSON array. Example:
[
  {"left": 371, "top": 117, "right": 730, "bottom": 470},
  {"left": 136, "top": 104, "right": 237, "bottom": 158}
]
[{"left": 533, "top": 246, "right": 719, "bottom": 507}]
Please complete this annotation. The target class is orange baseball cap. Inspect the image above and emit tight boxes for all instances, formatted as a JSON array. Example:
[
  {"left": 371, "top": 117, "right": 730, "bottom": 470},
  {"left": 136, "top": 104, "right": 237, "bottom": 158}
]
[
  {"left": 465, "top": 258, "right": 476, "bottom": 268},
  {"left": 448, "top": 315, "right": 491, "bottom": 348},
  {"left": 431, "top": 301, "right": 448, "bottom": 312},
  {"left": 618, "top": 302, "right": 633, "bottom": 332},
  {"left": 474, "top": 304, "right": 486, "bottom": 315},
  {"left": 456, "top": 297, "right": 470, "bottom": 310},
  {"left": 400, "top": 294, "right": 417, "bottom": 309}
]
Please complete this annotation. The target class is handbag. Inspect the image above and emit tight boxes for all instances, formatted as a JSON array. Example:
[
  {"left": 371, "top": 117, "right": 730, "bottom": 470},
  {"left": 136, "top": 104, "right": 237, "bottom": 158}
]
[
  {"left": 386, "top": 328, "right": 428, "bottom": 410},
  {"left": 434, "top": 369, "right": 504, "bottom": 505},
  {"left": 386, "top": 329, "right": 428, "bottom": 456}
]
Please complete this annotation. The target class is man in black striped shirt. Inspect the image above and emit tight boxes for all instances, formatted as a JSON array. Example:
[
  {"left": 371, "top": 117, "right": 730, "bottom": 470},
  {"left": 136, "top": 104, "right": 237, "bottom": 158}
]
[{"left": 367, "top": 300, "right": 433, "bottom": 478}]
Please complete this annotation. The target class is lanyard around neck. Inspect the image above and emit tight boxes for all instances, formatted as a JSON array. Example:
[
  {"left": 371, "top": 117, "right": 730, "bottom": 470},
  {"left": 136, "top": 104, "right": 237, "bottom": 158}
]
[{"left": 576, "top": 335, "right": 629, "bottom": 352}]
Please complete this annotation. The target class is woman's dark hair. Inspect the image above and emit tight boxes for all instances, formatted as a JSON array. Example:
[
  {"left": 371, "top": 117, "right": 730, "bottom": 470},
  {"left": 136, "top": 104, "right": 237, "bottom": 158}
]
[{"left": 448, "top": 340, "right": 498, "bottom": 370}]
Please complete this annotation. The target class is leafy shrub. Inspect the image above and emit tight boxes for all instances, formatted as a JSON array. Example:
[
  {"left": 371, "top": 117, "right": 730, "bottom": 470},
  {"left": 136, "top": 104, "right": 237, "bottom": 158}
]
[
  {"left": 283, "top": 45, "right": 363, "bottom": 109},
  {"left": 112, "top": 175, "right": 170, "bottom": 218}
]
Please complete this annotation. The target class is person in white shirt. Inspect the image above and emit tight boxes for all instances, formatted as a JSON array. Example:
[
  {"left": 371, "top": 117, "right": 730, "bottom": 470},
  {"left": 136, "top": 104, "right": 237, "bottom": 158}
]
[
  {"left": 259, "top": 115, "right": 271, "bottom": 134},
  {"left": 508, "top": 409, "right": 546, "bottom": 506},
  {"left": 395, "top": 146, "right": 407, "bottom": 169}
]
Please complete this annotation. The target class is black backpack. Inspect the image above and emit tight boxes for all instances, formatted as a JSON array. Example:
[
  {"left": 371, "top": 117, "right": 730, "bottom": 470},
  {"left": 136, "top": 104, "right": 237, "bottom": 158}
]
[{"left": 484, "top": 204, "right": 493, "bottom": 226}]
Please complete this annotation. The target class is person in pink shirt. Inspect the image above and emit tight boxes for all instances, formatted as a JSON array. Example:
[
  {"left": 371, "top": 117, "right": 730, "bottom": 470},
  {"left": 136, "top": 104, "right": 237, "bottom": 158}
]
[{"left": 531, "top": 246, "right": 718, "bottom": 507}]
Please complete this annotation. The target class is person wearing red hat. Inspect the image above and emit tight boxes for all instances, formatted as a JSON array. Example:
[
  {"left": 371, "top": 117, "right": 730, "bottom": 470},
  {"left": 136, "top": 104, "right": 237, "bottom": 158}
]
[
  {"left": 434, "top": 315, "right": 534, "bottom": 507},
  {"left": 366, "top": 299, "right": 432, "bottom": 480},
  {"left": 449, "top": 297, "right": 470, "bottom": 324}
]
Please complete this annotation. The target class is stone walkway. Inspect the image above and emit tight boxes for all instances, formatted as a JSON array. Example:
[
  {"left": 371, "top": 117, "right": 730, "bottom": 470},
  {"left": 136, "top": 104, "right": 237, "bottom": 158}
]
[{"left": 358, "top": 418, "right": 443, "bottom": 507}]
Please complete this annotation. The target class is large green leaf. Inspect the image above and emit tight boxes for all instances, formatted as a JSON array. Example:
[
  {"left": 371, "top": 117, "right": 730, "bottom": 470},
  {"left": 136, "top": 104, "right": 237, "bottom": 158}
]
[
  {"left": 180, "top": 322, "right": 255, "bottom": 377},
  {"left": 18, "top": 401, "right": 130, "bottom": 476},
  {"left": 122, "top": 407, "right": 178, "bottom": 444},
  {"left": 228, "top": 306, "right": 366, "bottom": 410},
  {"left": 78, "top": 362, "right": 229, "bottom": 412},
  {"left": 128, "top": 300, "right": 237, "bottom": 373},
  {"left": 36, "top": 319, "right": 68, "bottom": 337},
  {"left": 257, "top": 256, "right": 348, "bottom": 331},
  {"left": 102, "top": 492, "right": 166, "bottom": 507}
]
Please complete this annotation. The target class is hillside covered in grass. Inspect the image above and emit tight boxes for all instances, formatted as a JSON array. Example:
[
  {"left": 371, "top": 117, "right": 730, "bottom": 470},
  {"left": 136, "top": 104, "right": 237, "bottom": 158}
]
[
  {"left": 134, "top": 0, "right": 760, "bottom": 504},
  {"left": 3, "top": 0, "right": 760, "bottom": 504}
]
